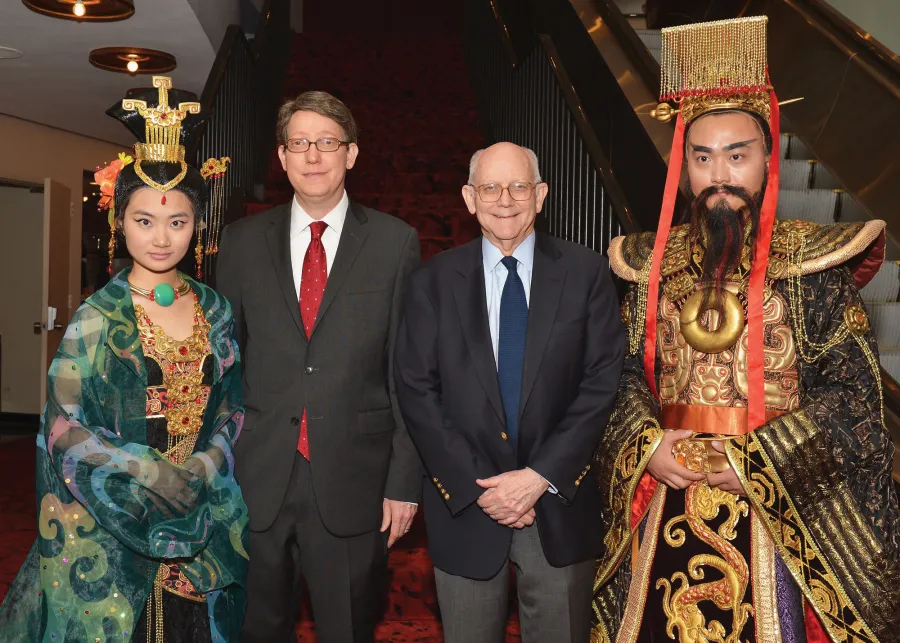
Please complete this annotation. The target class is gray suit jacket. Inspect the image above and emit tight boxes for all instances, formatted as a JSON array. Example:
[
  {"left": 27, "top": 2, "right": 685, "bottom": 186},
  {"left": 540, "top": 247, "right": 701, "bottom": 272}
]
[{"left": 217, "top": 200, "right": 422, "bottom": 535}]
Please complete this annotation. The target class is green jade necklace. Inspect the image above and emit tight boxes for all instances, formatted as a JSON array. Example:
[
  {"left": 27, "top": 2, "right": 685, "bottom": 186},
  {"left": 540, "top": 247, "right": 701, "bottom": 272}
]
[{"left": 128, "top": 278, "right": 191, "bottom": 307}]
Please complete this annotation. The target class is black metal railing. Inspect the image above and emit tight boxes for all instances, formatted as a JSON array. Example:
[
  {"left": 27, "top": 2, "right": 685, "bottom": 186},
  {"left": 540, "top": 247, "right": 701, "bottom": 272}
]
[
  {"left": 190, "top": 0, "right": 291, "bottom": 284},
  {"left": 465, "top": 0, "right": 625, "bottom": 254}
]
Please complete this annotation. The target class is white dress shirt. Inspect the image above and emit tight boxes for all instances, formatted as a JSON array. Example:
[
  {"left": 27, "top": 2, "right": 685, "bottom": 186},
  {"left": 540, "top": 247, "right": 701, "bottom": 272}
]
[
  {"left": 481, "top": 232, "right": 557, "bottom": 494},
  {"left": 290, "top": 191, "right": 349, "bottom": 298}
]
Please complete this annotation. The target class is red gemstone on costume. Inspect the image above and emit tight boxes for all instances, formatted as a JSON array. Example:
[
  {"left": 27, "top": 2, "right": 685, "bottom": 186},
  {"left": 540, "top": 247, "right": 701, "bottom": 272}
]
[
  {"left": 179, "top": 346, "right": 188, "bottom": 356},
  {"left": 106, "top": 266, "right": 112, "bottom": 275},
  {"left": 161, "top": 113, "right": 167, "bottom": 120},
  {"left": 161, "top": 195, "right": 167, "bottom": 205}
]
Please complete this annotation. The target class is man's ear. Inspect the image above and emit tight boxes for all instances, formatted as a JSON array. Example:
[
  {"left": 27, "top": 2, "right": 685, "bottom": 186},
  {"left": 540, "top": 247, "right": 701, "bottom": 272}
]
[{"left": 462, "top": 185, "right": 477, "bottom": 215}]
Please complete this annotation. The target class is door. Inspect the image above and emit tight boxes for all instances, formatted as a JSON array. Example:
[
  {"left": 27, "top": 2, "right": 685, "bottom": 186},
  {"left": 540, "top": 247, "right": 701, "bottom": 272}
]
[
  {"left": 0, "top": 181, "right": 44, "bottom": 415},
  {"left": 39, "top": 179, "right": 71, "bottom": 406}
]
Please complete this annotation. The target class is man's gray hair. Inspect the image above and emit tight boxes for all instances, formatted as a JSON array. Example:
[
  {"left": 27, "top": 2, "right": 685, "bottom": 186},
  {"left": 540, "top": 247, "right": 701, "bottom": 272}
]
[{"left": 468, "top": 145, "right": 542, "bottom": 184}]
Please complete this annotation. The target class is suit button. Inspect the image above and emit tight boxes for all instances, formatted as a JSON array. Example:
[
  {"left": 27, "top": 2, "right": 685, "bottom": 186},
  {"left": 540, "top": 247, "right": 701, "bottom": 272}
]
[
  {"left": 500, "top": 432, "right": 508, "bottom": 441},
  {"left": 443, "top": 493, "right": 451, "bottom": 500},
  {"left": 305, "top": 366, "right": 314, "bottom": 374},
  {"left": 433, "top": 478, "right": 439, "bottom": 483},
  {"left": 290, "top": 417, "right": 300, "bottom": 426},
  {"left": 575, "top": 480, "right": 581, "bottom": 486}
]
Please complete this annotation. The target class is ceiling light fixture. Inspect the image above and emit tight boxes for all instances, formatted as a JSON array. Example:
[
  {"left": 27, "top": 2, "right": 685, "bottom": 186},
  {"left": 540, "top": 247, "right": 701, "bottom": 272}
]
[
  {"left": 89, "top": 47, "right": 176, "bottom": 75},
  {"left": 22, "top": 0, "right": 134, "bottom": 22}
]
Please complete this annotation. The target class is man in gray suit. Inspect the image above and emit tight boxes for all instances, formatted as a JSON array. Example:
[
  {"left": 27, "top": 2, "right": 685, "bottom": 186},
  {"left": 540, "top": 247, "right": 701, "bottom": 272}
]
[{"left": 217, "top": 91, "right": 422, "bottom": 643}]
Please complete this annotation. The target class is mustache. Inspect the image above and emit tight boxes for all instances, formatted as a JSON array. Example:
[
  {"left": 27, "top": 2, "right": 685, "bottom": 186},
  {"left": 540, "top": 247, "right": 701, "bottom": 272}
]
[{"left": 694, "top": 184, "right": 759, "bottom": 207}]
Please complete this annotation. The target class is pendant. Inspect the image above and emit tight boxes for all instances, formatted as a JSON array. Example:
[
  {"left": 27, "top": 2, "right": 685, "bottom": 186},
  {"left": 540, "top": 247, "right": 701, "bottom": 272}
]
[{"left": 153, "top": 283, "right": 176, "bottom": 307}]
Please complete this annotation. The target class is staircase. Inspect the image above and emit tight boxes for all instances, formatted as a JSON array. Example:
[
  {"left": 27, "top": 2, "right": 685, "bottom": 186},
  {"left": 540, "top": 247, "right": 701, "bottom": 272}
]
[
  {"left": 241, "top": 24, "right": 524, "bottom": 642},
  {"left": 635, "top": 29, "right": 900, "bottom": 381}
]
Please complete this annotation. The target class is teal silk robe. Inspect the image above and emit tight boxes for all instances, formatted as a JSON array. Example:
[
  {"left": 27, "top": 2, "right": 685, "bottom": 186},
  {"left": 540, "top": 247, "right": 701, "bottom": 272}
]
[{"left": 0, "top": 271, "right": 249, "bottom": 642}]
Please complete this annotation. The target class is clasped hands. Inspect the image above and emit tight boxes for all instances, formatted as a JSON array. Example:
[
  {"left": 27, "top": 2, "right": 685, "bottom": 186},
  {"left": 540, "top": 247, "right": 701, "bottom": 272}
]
[
  {"left": 476, "top": 468, "right": 549, "bottom": 529},
  {"left": 646, "top": 429, "right": 745, "bottom": 496}
]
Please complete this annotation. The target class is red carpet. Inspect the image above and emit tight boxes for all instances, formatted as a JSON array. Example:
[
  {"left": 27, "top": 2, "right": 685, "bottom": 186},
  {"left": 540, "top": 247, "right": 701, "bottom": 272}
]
[
  {"left": 244, "top": 9, "right": 514, "bottom": 639},
  {"left": 0, "top": 9, "right": 519, "bottom": 643}
]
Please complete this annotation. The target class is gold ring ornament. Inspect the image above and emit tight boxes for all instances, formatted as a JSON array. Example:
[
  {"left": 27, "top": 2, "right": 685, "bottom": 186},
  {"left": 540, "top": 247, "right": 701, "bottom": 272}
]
[{"left": 679, "top": 286, "right": 745, "bottom": 354}]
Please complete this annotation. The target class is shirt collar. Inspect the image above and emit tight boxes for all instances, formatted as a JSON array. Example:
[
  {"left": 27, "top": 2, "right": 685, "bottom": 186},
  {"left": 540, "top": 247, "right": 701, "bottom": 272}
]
[
  {"left": 290, "top": 191, "right": 349, "bottom": 239},
  {"left": 482, "top": 231, "right": 536, "bottom": 274}
]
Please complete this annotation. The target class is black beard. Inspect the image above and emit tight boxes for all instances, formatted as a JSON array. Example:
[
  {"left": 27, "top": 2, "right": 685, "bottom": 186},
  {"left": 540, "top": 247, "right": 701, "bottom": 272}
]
[{"left": 688, "top": 183, "right": 763, "bottom": 314}]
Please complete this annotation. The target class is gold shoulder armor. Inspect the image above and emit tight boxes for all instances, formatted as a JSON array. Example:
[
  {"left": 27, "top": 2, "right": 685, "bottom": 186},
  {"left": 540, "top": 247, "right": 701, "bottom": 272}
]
[
  {"left": 767, "top": 219, "right": 886, "bottom": 280},
  {"left": 608, "top": 225, "right": 692, "bottom": 283}
]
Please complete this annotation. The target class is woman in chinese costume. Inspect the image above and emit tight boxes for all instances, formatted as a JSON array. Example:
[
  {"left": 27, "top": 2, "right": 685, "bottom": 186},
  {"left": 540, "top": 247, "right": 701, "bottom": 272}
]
[
  {"left": 591, "top": 17, "right": 900, "bottom": 643},
  {"left": 0, "top": 76, "right": 247, "bottom": 643}
]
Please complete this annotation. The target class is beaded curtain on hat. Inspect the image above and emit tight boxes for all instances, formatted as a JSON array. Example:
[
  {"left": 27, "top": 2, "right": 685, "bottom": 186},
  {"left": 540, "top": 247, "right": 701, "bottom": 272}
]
[
  {"left": 653, "top": 16, "right": 770, "bottom": 124},
  {"left": 643, "top": 16, "right": 782, "bottom": 433}
]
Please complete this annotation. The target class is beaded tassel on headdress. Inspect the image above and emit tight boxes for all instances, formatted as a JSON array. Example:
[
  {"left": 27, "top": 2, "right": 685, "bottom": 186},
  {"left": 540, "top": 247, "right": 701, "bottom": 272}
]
[
  {"left": 197, "top": 157, "right": 230, "bottom": 279},
  {"left": 644, "top": 16, "right": 782, "bottom": 433}
]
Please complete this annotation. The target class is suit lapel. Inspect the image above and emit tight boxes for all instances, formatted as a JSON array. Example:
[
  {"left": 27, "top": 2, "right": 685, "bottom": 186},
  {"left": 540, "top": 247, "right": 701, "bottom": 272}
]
[
  {"left": 312, "top": 201, "right": 369, "bottom": 335},
  {"left": 264, "top": 204, "right": 306, "bottom": 338},
  {"left": 451, "top": 241, "right": 506, "bottom": 426},
  {"left": 520, "top": 233, "right": 565, "bottom": 419}
]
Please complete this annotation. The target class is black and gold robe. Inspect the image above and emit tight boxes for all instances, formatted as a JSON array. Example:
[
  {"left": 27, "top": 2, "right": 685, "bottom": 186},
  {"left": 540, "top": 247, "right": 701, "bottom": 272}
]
[{"left": 592, "top": 219, "right": 900, "bottom": 643}]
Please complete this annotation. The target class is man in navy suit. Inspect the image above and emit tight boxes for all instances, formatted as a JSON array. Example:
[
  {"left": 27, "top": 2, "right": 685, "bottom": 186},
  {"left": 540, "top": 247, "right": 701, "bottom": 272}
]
[{"left": 394, "top": 142, "right": 625, "bottom": 643}]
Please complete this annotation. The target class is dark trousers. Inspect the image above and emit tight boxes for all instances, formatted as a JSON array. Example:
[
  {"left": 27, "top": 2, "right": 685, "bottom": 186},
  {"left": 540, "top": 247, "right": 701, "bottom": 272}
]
[{"left": 240, "top": 452, "right": 388, "bottom": 643}]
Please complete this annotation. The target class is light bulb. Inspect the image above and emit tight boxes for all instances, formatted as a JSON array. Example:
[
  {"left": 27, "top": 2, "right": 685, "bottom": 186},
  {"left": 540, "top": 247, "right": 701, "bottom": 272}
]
[
  {"left": 82, "top": 196, "right": 88, "bottom": 202},
  {"left": 73, "top": 2, "right": 86, "bottom": 17},
  {"left": 126, "top": 60, "right": 139, "bottom": 73}
]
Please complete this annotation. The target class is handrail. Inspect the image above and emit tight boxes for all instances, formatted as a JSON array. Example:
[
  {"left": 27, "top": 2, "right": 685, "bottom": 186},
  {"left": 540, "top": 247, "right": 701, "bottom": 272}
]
[{"left": 189, "top": 0, "right": 291, "bottom": 283}]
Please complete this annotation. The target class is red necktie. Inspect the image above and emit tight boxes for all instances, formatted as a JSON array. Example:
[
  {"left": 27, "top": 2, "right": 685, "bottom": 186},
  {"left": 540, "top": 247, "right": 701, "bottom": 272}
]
[{"left": 297, "top": 221, "right": 328, "bottom": 458}]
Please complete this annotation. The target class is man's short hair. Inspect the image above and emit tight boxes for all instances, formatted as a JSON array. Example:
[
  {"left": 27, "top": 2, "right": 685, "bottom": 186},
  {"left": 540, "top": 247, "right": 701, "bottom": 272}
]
[
  {"left": 468, "top": 146, "right": 542, "bottom": 184},
  {"left": 276, "top": 91, "right": 358, "bottom": 145}
]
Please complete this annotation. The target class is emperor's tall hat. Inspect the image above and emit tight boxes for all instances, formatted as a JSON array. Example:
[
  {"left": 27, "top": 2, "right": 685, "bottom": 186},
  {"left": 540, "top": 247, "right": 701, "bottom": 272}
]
[
  {"left": 95, "top": 76, "right": 230, "bottom": 279},
  {"left": 644, "top": 17, "right": 784, "bottom": 433}
]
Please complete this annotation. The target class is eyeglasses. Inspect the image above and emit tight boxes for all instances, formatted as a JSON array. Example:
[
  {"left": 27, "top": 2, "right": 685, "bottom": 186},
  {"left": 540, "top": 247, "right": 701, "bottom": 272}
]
[
  {"left": 470, "top": 181, "right": 539, "bottom": 203},
  {"left": 283, "top": 137, "right": 351, "bottom": 153}
]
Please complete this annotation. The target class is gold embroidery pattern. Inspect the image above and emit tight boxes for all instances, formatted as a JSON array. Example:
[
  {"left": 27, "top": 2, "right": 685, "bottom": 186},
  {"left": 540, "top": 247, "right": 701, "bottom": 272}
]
[
  {"left": 725, "top": 428, "right": 879, "bottom": 643},
  {"left": 656, "top": 482, "right": 752, "bottom": 643},
  {"left": 595, "top": 423, "right": 664, "bottom": 589},
  {"left": 610, "top": 485, "right": 668, "bottom": 643},
  {"left": 750, "top": 511, "right": 782, "bottom": 643},
  {"left": 658, "top": 283, "right": 800, "bottom": 413}
]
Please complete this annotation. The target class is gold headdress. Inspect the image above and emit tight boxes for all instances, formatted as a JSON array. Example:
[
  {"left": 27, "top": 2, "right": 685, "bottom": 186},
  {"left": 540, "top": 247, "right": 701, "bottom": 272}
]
[
  {"left": 123, "top": 76, "right": 200, "bottom": 196},
  {"left": 99, "top": 76, "right": 231, "bottom": 279},
  {"left": 652, "top": 16, "right": 771, "bottom": 125}
]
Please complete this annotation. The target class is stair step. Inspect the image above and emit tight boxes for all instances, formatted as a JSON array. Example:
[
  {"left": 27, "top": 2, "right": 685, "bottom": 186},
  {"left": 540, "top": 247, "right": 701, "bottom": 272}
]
[
  {"left": 879, "top": 350, "right": 900, "bottom": 382},
  {"left": 866, "top": 302, "right": 900, "bottom": 348},
  {"left": 778, "top": 159, "right": 842, "bottom": 190},
  {"left": 780, "top": 134, "right": 814, "bottom": 161},
  {"left": 776, "top": 188, "right": 839, "bottom": 225},
  {"left": 861, "top": 261, "right": 900, "bottom": 302}
]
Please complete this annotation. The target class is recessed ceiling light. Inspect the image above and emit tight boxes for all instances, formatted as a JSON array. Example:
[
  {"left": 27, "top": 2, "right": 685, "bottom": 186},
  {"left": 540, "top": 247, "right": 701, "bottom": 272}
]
[
  {"left": 22, "top": 0, "right": 134, "bottom": 22},
  {"left": 0, "top": 47, "right": 23, "bottom": 60},
  {"left": 89, "top": 47, "right": 176, "bottom": 75}
]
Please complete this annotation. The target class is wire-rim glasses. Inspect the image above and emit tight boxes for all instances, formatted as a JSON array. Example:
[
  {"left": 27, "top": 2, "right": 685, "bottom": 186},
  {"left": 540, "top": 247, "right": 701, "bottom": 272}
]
[
  {"left": 283, "top": 137, "right": 351, "bottom": 153},
  {"left": 470, "top": 181, "right": 539, "bottom": 202}
]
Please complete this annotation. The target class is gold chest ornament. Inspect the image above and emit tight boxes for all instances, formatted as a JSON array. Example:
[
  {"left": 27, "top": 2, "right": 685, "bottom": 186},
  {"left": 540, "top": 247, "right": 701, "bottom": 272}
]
[{"left": 678, "top": 285, "right": 745, "bottom": 354}]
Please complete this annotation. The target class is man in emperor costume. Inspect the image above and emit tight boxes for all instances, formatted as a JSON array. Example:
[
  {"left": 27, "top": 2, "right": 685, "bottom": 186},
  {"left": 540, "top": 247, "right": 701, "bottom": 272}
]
[{"left": 591, "top": 16, "right": 900, "bottom": 643}]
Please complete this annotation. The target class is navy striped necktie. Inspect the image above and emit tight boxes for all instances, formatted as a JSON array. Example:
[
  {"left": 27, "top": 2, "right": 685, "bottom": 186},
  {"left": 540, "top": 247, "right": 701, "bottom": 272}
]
[{"left": 498, "top": 256, "right": 528, "bottom": 448}]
